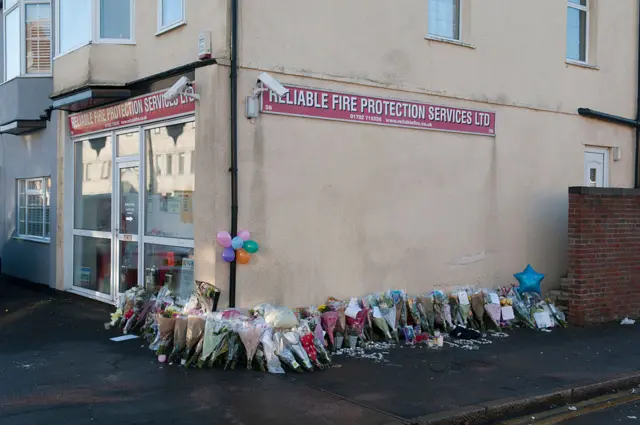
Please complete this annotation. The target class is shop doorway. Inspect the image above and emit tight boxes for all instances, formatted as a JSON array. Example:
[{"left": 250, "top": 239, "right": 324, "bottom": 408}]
[
  {"left": 115, "top": 161, "right": 140, "bottom": 294},
  {"left": 68, "top": 118, "right": 196, "bottom": 304}
]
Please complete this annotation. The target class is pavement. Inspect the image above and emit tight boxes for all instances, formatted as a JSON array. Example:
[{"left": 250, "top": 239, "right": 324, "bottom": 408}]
[{"left": 2, "top": 277, "right": 640, "bottom": 425}]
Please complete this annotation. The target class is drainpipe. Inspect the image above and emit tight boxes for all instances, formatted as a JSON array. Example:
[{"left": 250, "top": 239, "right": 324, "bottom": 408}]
[
  {"left": 636, "top": 0, "right": 640, "bottom": 188},
  {"left": 229, "top": 0, "right": 239, "bottom": 307}
]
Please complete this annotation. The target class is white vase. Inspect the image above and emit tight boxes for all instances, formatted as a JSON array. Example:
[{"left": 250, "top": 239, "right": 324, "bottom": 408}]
[{"left": 335, "top": 335, "right": 344, "bottom": 349}]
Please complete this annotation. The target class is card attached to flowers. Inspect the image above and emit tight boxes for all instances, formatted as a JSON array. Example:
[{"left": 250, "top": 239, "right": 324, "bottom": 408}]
[
  {"left": 458, "top": 291, "right": 470, "bottom": 305},
  {"left": 489, "top": 293, "right": 500, "bottom": 305},
  {"left": 372, "top": 306, "right": 383, "bottom": 318},
  {"left": 534, "top": 311, "right": 553, "bottom": 328},
  {"left": 501, "top": 306, "right": 515, "bottom": 321}
]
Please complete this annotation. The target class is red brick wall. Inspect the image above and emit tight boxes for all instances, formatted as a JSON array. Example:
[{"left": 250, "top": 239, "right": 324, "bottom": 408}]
[{"left": 567, "top": 187, "right": 640, "bottom": 325}]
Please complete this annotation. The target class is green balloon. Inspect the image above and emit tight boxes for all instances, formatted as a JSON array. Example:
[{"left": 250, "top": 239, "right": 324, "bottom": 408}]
[{"left": 244, "top": 240, "right": 259, "bottom": 254}]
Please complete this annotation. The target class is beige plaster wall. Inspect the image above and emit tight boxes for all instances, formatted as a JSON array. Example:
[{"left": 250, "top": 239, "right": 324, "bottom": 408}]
[
  {"left": 222, "top": 70, "right": 635, "bottom": 308},
  {"left": 241, "top": 0, "right": 638, "bottom": 119},
  {"left": 53, "top": 0, "right": 229, "bottom": 94},
  {"left": 193, "top": 64, "right": 232, "bottom": 307}
]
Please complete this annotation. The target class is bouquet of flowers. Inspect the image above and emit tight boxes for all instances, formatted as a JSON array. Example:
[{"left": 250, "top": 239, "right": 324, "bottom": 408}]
[
  {"left": 198, "top": 317, "right": 230, "bottom": 368},
  {"left": 169, "top": 315, "right": 188, "bottom": 363},
  {"left": 194, "top": 282, "right": 219, "bottom": 314},
  {"left": 238, "top": 322, "right": 266, "bottom": 370},
  {"left": 407, "top": 297, "right": 422, "bottom": 328},
  {"left": 313, "top": 335, "right": 332, "bottom": 367},
  {"left": 372, "top": 307, "right": 393, "bottom": 341},
  {"left": 470, "top": 292, "right": 486, "bottom": 330},
  {"left": 299, "top": 332, "right": 320, "bottom": 368},
  {"left": 391, "top": 290, "right": 408, "bottom": 328},
  {"left": 254, "top": 345, "right": 267, "bottom": 372},
  {"left": 456, "top": 291, "right": 473, "bottom": 328},
  {"left": 109, "top": 308, "right": 123, "bottom": 328},
  {"left": 449, "top": 294, "right": 464, "bottom": 327},
  {"left": 512, "top": 293, "right": 536, "bottom": 329},
  {"left": 274, "top": 331, "right": 303, "bottom": 372},
  {"left": 185, "top": 335, "right": 205, "bottom": 367},
  {"left": 182, "top": 315, "right": 206, "bottom": 364},
  {"left": 417, "top": 296, "right": 435, "bottom": 333},
  {"left": 260, "top": 327, "right": 285, "bottom": 374},
  {"left": 130, "top": 298, "right": 155, "bottom": 334},
  {"left": 545, "top": 300, "right": 568, "bottom": 328},
  {"left": 346, "top": 308, "right": 367, "bottom": 338},
  {"left": 380, "top": 306, "right": 399, "bottom": 343},
  {"left": 225, "top": 331, "right": 243, "bottom": 370},
  {"left": 154, "top": 306, "right": 179, "bottom": 357},
  {"left": 321, "top": 311, "right": 339, "bottom": 347},
  {"left": 284, "top": 331, "right": 313, "bottom": 371},
  {"left": 326, "top": 297, "right": 347, "bottom": 334},
  {"left": 432, "top": 291, "right": 450, "bottom": 332},
  {"left": 443, "top": 302, "right": 454, "bottom": 329},
  {"left": 484, "top": 303, "right": 502, "bottom": 330}
]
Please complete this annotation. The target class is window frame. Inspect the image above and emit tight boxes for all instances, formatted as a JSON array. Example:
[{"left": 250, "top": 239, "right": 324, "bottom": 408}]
[
  {"left": 96, "top": 0, "right": 135, "bottom": 44},
  {"left": 427, "top": 0, "right": 462, "bottom": 42},
  {"left": 3, "top": 0, "right": 52, "bottom": 82},
  {"left": 156, "top": 0, "right": 186, "bottom": 35},
  {"left": 54, "top": 0, "right": 135, "bottom": 58},
  {"left": 16, "top": 176, "right": 51, "bottom": 242},
  {"left": 566, "top": 0, "right": 589, "bottom": 64}
]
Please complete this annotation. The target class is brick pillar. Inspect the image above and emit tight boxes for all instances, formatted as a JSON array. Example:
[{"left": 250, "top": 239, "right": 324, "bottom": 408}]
[{"left": 567, "top": 187, "right": 640, "bottom": 325}]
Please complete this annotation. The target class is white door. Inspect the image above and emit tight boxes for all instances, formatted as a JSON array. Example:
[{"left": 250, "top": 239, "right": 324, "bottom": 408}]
[
  {"left": 114, "top": 161, "right": 140, "bottom": 295},
  {"left": 584, "top": 149, "right": 608, "bottom": 187}
]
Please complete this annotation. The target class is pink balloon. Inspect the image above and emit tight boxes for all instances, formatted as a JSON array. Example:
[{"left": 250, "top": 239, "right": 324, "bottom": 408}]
[
  {"left": 216, "top": 231, "right": 232, "bottom": 248},
  {"left": 238, "top": 229, "right": 251, "bottom": 241}
]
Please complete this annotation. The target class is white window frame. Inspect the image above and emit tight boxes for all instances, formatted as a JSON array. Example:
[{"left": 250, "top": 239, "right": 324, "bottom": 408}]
[
  {"left": 567, "top": 0, "right": 589, "bottom": 64},
  {"left": 427, "top": 0, "right": 462, "bottom": 42},
  {"left": 95, "top": 0, "right": 135, "bottom": 44},
  {"left": 54, "top": 0, "right": 135, "bottom": 58},
  {"left": 16, "top": 176, "right": 51, "bottom": 242},
  {"left": 3, "top": 0, "right": 52, "bottom": 81},
  {"left": 156, "top": 0, "right": 186, "bottom": 35},
  {"left": 65, "top": 115, "right": 195, "bottom": 303}
]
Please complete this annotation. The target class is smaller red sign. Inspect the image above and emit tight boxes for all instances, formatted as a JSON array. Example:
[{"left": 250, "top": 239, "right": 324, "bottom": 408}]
[
  {"left": 261, "top": 85, "right": 496, "bottom": 136},
  {"left": 69, "top": 88, "right": 197, "bottom": 136}
]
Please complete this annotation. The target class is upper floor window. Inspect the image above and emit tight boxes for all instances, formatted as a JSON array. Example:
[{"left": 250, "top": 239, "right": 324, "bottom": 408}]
[
  {"left": 158, "top": 0, "right": 185, "bottom": 33},
  {"left": 428, "top": 0, "right": 460, "bottom": 41},
  {"left": 56, "top": 0, "right": 133, "bottom": 56},
  {"left": 3, "top": 0, "right": 51, "bottom": 81},
  {"left": 567, "top": 0, "right": 588, "bottom": 62}
]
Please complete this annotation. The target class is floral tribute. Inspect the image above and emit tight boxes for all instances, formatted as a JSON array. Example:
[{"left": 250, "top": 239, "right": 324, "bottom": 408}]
[{"left": 108, "top": 281, "right": 567, "bottom": 374}]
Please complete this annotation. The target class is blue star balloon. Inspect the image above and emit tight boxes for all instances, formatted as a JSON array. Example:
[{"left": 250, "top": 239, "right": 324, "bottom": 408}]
[{"left": 514, "top": 264, "right": 544, "bottom": 294}]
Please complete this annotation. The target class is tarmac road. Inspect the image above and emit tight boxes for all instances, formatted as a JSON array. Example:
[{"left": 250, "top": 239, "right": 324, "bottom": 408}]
[
  {"left": 499, "top": 391, "right": 640, "bottom": 425},
  {"left": 561, "top": 399, "right": 640, "bottom": 425}
]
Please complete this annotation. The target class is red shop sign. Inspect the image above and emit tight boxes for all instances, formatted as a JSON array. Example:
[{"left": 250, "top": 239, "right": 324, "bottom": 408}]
[
  {"left": 69, "top": 88, "right": 196, "bottom": 137},
  {"left": 261, "top": 85, "right": 496, "bottom": 136}
]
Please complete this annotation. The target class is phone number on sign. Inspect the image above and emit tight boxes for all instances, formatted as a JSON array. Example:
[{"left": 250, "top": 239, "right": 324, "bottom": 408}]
[{"left": 349, "top": 114, "right": 382, "bottom": 122}]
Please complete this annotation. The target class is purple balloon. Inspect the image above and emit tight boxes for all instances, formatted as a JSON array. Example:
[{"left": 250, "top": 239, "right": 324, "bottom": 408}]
[
  {"left": 222, "top": 247, "right": 236, "bottom": 263},
  {"left": 216, "top": 231, "right": 232, "bottom": 248},
  {"left": 238, "top": 229, "right": 251, "bottom": 241}
]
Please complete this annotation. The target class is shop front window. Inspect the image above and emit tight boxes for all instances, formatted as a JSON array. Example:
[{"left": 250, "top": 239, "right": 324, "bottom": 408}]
[
  {"left": 74, "top": 137, "right": 112, "bottom": 231},
  {"left": 144, "top": 122, "right": 195, "bottom": 239},
  {"left": 144, "top": 243, "right": 193, "bottom": 298},
  {"left": 73, "top": 235, "right": 111, "bottom": 295}
]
